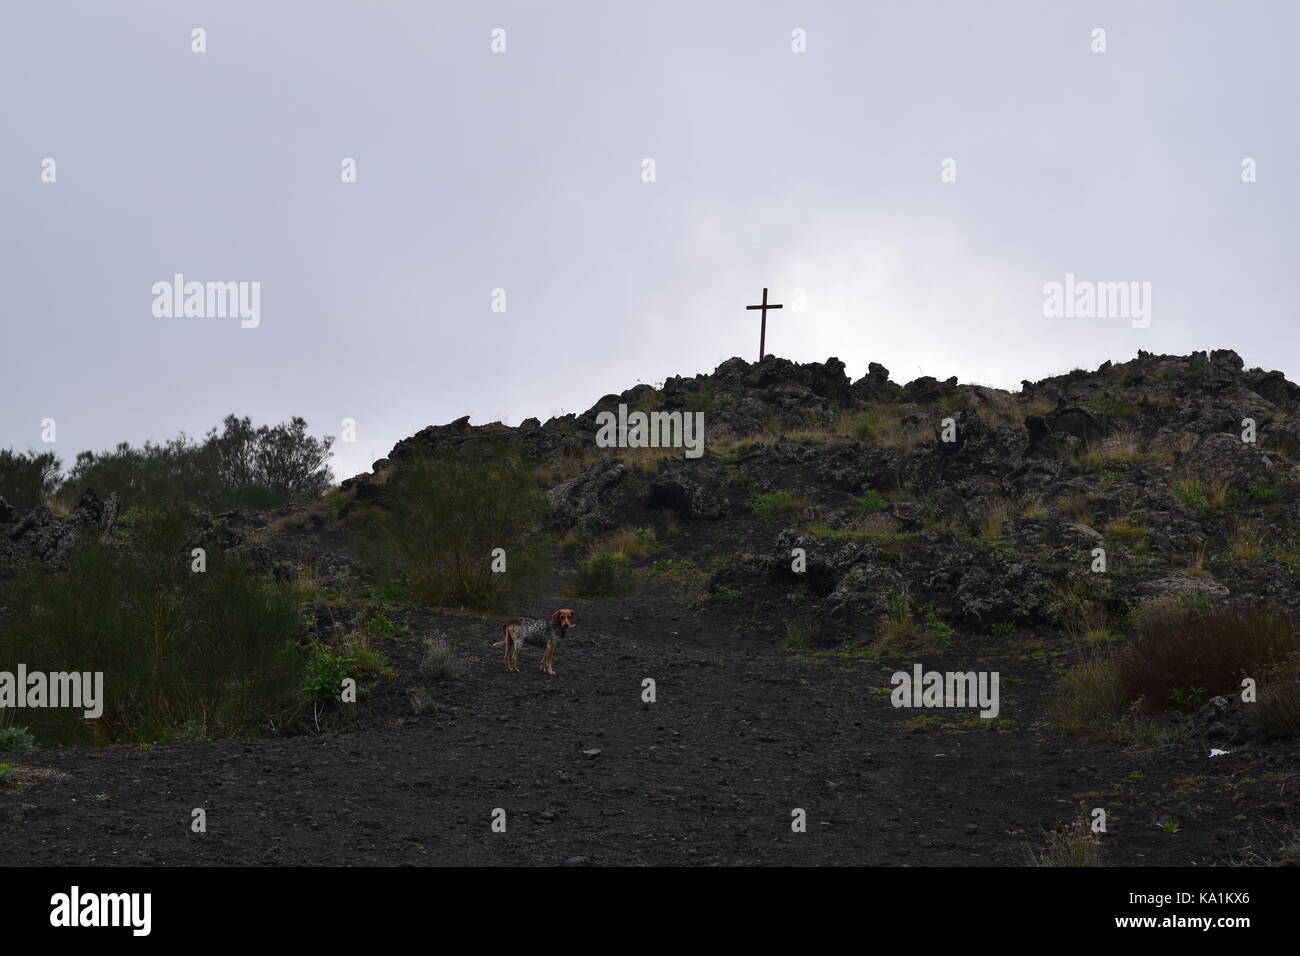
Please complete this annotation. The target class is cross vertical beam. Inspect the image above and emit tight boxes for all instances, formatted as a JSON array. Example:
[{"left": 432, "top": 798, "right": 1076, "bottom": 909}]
[{"left": 745, "top": 287, "right": 784, "bottom": 362}]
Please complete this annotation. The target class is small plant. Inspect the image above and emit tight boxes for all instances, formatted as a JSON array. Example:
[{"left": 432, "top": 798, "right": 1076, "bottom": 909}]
[
  {"left": 783, "top": 629, "right": 810, "bottom": 652},
  {"left": 1158, "top": 820, "right": 1181, "bottom": 835},
  {"left": 991, "top": 621, "right": 1016, "bottom": 638},
  {"left": 649, "top": 559, "right": 675, "bottom": 572},
  {"left": 418, "top": 636, "right": 465, "bottom": 681},
  {"left": 718, "top": 452, "right": 739, "bottom": 465},
  {"left": 976, "top": 500, "right": 1012, "bottom": 539},
  {"left": 1168, "top": 685, "right": 1209, "bottom": 709},
  {"left": 0, "top": 726, "right": 37, "bottom": 753},
  {"left": 1104, "top": 518, "right": 1147, "bottom": 546},
  {"left": 0, "top": 763, "right": 13, "bottom": 784},
  {"left": 855, "top": 484, "right": 889, "bottom": 516},
  {"left": 1231, "top": 521, "right": 1264, "bottom": 560},
  {"left": 1054, "top": 493, "right": 1092, "bottom": 522},
  {"left": 752, "top": 490, "right": 803, "bottom": 517},
  {"left": 304, "top": 642, "right": 355, "bottom": 703},
  {"left": 366, "top": 612, "right": 407, "bottom": 638},
  {"left": 1023, "top": 812, "right": 1102, "bottom": 867},
  {"left": 1049, "top": 582, "right": 1113, "bottom": 647},
  {"left": 713, "top": 584, "right": 743, "bottom": 602},
  {"left": 572, "top": 553, "right": 637, "bottom": 597},
  {"left": 1180, "top": 590, "right": 1210, "bottom": 614},
  {"left": 1171, "top": 479, "right": 1210, "bottom": 510},
  {"left": 367, "top": 584, "right": 404, "bottom": 605},
  {"left": 590, "top": 527, "right": 655, "bottom": 562},
  {"left": 876, "top": 590, "right": 918, "bottom": 649},
  {"left": 923, "top": 605, "right": 955, "bottom": 646}
]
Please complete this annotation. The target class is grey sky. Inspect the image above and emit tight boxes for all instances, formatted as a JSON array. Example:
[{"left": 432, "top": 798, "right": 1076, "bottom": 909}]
[{"left": 2, "top": 0, "right": 1296, "bottom": 484}]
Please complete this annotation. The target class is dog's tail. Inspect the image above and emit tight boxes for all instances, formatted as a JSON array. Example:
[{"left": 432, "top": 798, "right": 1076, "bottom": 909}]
[{"left": 492, "top": 621, "right": 512, "bottom": 647}]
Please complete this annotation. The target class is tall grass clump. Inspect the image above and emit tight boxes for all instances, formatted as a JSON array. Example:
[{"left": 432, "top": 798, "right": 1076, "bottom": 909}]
[
  {"left": 0, "top": 510, "right": 305, "bottom": 745},
  {"left": 1023, "top": 812, "right": 1103, "bottom": 867},
  {"left": 569, "top": 527, "right": 655, "bottom": 597},
  {"left": 354, "top": 445, "right": 549, "bottom": 611},
  {"left": 1057, "top": 606, "right": 1300, "bottom": 736},
  {"left": 571, "top": 553, "right": 637, "bottom": 597}
]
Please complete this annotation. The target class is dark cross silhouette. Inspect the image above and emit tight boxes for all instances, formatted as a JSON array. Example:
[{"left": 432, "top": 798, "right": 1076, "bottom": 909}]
[{"left": 746, "top": 287, "right": 783, "bottom": 361}]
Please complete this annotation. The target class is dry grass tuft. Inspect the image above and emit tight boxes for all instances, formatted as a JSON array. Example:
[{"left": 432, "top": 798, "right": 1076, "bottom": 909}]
[{"left": 1023, "top": 812, "right": 1103, "bottom": 867}]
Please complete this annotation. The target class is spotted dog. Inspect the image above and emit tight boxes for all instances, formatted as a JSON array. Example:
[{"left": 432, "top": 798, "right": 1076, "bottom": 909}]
[{"left": 494, "top": 609, "right": 575, "bottom": 675}]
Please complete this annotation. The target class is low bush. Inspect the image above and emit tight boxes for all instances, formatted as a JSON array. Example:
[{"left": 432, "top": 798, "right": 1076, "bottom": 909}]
[
  {"left": 419, "top": 636, "right": 465, "bottom": 681},
  {"left": 1058, "top": 607, "right": 1300, "bottom": 735},
  {"left": 1, "top": 510, "right": 305, "bottom": 745},
  {"left": 354, "top": 445, "right": 549, "bottom": 611},
  {"left": 0, "top": 448, "right": 61, "bottom": 512},
  {"left": 572, "top": 553, "right": 637, "bottom": 597}
]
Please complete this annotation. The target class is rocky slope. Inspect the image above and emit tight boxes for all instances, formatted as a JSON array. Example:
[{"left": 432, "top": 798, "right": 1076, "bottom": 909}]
[{"left": 340, "top": 348, "right": 1300, "bottom": 642}]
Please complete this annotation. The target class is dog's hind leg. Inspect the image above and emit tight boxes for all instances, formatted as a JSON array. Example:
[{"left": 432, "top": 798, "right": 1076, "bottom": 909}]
[{"left": 503, "top": 624, "right": 518, "bottom": 672}]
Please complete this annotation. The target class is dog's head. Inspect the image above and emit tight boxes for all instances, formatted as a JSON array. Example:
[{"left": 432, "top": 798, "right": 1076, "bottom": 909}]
[{"left": 552, "top": 609, "right": 576, "bottom": 630}]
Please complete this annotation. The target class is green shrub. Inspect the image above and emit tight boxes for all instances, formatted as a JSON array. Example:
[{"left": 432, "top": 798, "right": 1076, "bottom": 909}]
[
  {"left": 572, "top": 553, "right": 638, "bottom": 597},
  {"left": 57, "top": 415, "right": 334, "bottom": 511},
  {"left": 0, "top": 727, "right": 37, "bottom": 753},
  {"left": 304, "top": 642, "right": 356, "bottom": 702},
  {"left": 0, "top": 510, "right": 305, "bottom": 745},
  {"left": 355, "top": 445, "right": 549, "bottom": 611},
  {"left": 1171, "top": 479, "right": 1210, "bottom": 510},
  {"left": 855, "top": 485, "right": 889, "bottom": 515},
  {"left": 923, "top": 605, "right": 956, "bottom": 646},
  {"left": 0, "top": 448, "right": 61, "bottom": 512},
  {"left": 876, "top": 590, "right": 918, "bottom": 649},
  {"left": 752, "top": 490, "right": 796, "bottom": 517},
  {"left": 366, "top": 612, "right": 406, "bottom": 638}
]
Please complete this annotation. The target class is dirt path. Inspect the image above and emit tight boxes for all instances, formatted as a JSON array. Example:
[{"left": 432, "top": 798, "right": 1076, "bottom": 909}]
[{"left": 3, "top": 588, "right": 1288, "bottom": 866}]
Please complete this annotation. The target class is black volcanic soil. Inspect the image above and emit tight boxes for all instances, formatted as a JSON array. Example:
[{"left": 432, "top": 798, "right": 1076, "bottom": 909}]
[{"left": 2, "top": 526, "right": 1293, "bottom": 867}]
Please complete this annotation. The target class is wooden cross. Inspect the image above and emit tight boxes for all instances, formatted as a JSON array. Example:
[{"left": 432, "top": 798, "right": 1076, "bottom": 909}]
[{"left": 746, "top": 287, "right": 783, "bottom": 361}]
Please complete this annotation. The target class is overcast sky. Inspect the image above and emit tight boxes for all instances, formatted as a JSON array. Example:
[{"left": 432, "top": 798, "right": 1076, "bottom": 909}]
[{"left": 2, "top": 1, "right": 1296, "bottom": 483}]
